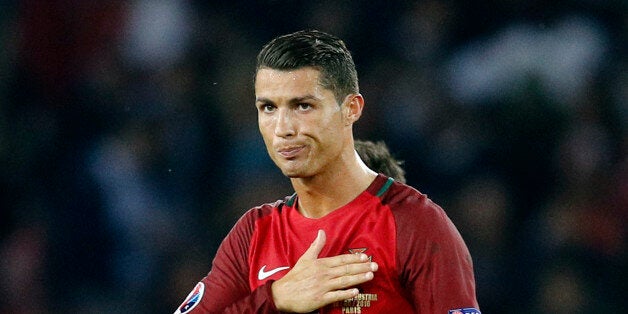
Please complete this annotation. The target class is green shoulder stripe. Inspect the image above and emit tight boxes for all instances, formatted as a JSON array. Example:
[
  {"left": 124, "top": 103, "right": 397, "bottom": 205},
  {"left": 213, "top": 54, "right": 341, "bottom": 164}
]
[
  {"left": 286, "top": 192, "right": 297, "bottom": 207},
  {"left": 375, "top": 177, "right": 394, "bottom": 197}
]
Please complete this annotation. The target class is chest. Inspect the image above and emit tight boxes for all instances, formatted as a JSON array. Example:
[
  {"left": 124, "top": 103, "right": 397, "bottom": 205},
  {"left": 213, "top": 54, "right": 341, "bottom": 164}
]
[{"left": 248, "top": 204, "right": 415, "bottom": 313}]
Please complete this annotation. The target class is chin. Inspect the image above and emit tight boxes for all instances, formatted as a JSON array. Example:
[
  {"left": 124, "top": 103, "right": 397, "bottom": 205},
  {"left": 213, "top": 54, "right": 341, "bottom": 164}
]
[
  {"left": 280, "top": 167, "right": 311, "bottom": 179},
  {"left": 282, "top": 170, "right": 303, "bottom": 178},
  {"left": 276, "top": 161, "right": 305, "bottom": 178}
]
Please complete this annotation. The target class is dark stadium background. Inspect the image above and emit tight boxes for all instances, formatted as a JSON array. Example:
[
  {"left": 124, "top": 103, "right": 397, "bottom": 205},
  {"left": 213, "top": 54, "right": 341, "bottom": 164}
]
[{"left": 0, "top": 1, "right": 625, "bottom": 312}]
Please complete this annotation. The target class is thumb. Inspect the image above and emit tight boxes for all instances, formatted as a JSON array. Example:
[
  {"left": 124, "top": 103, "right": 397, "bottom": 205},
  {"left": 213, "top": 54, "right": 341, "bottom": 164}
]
[{"left": 302, "top": 229, "right": 326, "bottom": 260}]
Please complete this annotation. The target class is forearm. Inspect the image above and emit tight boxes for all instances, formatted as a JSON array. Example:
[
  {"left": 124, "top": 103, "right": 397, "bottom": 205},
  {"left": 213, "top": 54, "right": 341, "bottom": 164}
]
[
  {"left": 187, "top": 278, "right": 277, "bottom": 314},
  {"left": 222, "top": 282, "right": 277, "bottom": 313}
]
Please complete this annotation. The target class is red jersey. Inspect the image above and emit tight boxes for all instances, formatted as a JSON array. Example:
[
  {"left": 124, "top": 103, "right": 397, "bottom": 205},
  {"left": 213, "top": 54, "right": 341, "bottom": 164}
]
[{"left": 175, "top": 174, "right": 480, "bottom": 313}]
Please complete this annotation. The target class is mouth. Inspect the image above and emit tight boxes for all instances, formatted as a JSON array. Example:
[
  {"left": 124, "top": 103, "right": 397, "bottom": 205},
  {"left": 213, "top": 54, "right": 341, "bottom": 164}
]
[{"left": 277, "top": 145, "right": 305, "bottom": 159}]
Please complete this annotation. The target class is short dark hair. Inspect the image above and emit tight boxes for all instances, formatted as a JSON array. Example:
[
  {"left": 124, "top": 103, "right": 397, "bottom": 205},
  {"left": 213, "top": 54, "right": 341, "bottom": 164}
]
[
  {"left": 256, "top": 29, "right": 359, "bottom": 104},
  {"left": 355, "top": 140, "right": 406, "bottom": 183}
]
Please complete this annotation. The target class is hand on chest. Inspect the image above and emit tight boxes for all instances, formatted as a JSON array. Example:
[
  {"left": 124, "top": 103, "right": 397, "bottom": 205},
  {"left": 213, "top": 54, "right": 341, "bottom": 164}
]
[
  {"left": 247, "top": 203, "right": 416, "bottom": 313},
  {"left": 248, "top": 209, "right": 396, "bottom": 288}
]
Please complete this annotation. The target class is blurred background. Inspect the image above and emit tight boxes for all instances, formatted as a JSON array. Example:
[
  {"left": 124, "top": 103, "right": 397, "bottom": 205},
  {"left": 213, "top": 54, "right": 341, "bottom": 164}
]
[{"left": 0, "top": 0, "right": 625, "bottom": 312}]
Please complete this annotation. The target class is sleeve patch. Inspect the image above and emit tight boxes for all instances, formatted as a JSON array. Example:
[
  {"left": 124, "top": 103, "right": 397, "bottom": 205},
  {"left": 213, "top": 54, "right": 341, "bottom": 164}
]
[
  {"left": 449, "top": 308, "right": 481, "bottom": 314},
  {"left": 174, "top": 282, "right": 205, "bottom": 314}
]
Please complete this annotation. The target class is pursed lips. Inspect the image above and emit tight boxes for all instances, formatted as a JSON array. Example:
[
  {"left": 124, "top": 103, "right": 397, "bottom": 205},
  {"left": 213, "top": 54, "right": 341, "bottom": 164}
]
[{"left": 277, "top": 145, "right": 305, "bottom": 158}]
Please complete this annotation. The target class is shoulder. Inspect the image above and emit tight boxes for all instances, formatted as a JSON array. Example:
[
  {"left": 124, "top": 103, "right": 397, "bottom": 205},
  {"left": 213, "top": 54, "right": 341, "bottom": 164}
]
[
  {"left": 217, "top": 197, "right": 290, "bottom": 254},
  {"left": 381, "top": 181, "right": 445, "bottom": 219},
  {"left": 380, "top": 181, "right": 455, "bottom": 236},
  {"left": 233, "top": 197, "right": 290, "bottom": 232}
]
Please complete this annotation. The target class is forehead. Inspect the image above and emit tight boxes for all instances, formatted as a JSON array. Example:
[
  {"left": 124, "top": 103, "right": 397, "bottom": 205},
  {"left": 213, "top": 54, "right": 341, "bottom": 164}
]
[{"left": 255, "top": 67, "right": 327, "bottom": 98}]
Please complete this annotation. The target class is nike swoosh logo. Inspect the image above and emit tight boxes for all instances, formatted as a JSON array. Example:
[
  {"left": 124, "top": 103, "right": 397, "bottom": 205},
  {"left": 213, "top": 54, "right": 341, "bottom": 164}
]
[{"left": 258, "top": 265, "right": 290, "bottom": 280}]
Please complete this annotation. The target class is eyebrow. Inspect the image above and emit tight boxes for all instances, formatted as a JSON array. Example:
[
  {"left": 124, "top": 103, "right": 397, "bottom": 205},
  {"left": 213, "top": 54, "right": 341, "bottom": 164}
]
[{"left": 255, "top": 95, "right": 321, "bottom": 104}]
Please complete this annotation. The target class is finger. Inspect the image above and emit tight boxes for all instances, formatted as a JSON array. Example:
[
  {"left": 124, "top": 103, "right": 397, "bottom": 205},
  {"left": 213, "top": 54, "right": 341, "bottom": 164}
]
[
  {"left": 320, "top": 252, "right": 370, "bottom": 268},
  {"left": 330, "top": 262, "right": 378, "bottom": 278},
  {"left": 301, "top": 229, "right": 326, "bottom": 260},
  {"left": 322, "top": 288, "right": 360, "bottom": 304},
  {"left": 329, "top": 271, "right": 375, "bottom": 290}
]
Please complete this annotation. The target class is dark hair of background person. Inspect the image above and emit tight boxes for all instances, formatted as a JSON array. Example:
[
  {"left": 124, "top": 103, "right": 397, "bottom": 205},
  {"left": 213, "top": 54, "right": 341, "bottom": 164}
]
[{"left": 355, "top": 140, "right": 406, "bottom": 184}]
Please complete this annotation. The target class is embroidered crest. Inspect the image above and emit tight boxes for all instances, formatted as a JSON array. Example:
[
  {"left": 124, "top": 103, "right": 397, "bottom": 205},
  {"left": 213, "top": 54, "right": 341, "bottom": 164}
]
[{"left": 348, "top": 247, "right": 372, "bottom": 262}]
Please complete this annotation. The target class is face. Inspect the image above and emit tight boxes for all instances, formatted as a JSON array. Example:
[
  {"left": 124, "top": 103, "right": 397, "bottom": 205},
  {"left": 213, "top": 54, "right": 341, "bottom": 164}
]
[{"left": 255, "top": 67, "right": 360, "bottom": 178}]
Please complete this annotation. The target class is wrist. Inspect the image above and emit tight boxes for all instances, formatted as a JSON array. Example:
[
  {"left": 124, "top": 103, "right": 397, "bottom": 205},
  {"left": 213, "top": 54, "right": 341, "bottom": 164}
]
[{"left": 270, "top": 280, "right": 287, "bottom": 311}]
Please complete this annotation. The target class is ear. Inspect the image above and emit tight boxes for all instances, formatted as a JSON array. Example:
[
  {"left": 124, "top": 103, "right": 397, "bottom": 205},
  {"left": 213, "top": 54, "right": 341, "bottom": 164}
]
[{"left": 342, "top": 94, "right": 365, "bottom": 126}]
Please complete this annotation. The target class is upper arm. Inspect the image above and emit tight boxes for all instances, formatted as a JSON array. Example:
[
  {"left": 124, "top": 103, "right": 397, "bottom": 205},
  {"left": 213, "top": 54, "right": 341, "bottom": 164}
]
[
  {"left": 394, "top": 195, "right": 480, "bottom": 313},
  {"left": 174, "top": 209, "right": 260, "bottom": 313}
]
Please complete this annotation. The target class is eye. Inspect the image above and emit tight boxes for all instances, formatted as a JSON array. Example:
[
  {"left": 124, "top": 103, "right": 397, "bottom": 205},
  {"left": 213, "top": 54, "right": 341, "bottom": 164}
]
[
  {"left": 297, "top": 103, "right": 312, "bottom": 111},
  {"left": 258, "top": 104, "right": 276, "bottom": 113}
]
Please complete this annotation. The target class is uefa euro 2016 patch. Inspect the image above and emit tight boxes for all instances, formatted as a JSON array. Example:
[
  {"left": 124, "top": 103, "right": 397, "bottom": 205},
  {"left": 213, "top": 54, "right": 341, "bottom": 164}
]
[
  {"left": 449, "top": 308, "right": 481, "bottom": 314},
  {"left": 175, "top": 282, "right": 204, "bottom": 314}
]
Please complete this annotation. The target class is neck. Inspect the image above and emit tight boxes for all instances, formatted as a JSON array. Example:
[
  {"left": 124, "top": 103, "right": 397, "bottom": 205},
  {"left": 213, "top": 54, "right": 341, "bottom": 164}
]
[{"left": 291, "top": 150, "right": 377, "bottom": 218}]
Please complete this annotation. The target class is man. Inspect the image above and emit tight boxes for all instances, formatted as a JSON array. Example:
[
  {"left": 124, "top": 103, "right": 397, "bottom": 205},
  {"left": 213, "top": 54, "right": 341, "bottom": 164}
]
[
  {"left": 175, "top": 29, "right": 480, "bottom": 313},
  {"left": 354, "top": 140, "right": 406, "bottom": 184}
]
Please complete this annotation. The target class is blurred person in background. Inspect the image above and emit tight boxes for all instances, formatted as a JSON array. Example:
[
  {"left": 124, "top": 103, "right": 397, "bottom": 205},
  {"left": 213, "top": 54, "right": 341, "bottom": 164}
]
[{"left": 354, "top": 139, "right": 406, "bottom": 184}]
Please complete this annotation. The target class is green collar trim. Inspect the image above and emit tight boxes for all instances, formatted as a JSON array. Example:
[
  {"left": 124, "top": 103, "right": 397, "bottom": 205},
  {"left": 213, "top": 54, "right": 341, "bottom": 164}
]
[
  {"left": 375, "top": 177, "right": 394, "bottom": 197},
  {"left": 286, "top": 192, "right": 297, "bottom": 207}
]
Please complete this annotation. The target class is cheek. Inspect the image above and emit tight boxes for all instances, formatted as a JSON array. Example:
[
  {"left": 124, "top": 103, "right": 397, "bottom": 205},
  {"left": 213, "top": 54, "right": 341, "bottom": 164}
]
[
  {"left": 258, "top": 117, "right": 274, "bottom": 137},
  {"left": 317, "top": 113, "right": 343, "bottom": 136},
  {"left": 259, "top": 130, "right": 276, "bottom": 159},
  {"left": 258, "top": 120, "right": 275, "bottom": 151}
]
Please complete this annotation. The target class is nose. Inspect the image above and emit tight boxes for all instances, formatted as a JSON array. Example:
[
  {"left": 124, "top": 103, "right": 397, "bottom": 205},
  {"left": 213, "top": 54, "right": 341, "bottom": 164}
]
[{"left": 274, "top": 108, "right": 296, "bottom": 138}]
